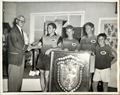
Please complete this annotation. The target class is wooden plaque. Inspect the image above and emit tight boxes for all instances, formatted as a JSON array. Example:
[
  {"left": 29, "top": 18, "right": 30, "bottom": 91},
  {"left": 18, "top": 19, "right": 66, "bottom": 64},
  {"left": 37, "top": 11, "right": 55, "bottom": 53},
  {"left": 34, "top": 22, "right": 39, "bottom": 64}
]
[{"left": 49, "top": 50, "right": 92, "bottom": 92}]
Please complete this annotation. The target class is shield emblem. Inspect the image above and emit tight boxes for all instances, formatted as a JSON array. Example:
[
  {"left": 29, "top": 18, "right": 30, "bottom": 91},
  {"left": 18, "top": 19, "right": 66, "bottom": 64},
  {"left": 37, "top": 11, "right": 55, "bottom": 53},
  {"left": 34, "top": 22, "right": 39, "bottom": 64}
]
[{"left": 56, "top": 55, "right": 85, "bottom": 92}]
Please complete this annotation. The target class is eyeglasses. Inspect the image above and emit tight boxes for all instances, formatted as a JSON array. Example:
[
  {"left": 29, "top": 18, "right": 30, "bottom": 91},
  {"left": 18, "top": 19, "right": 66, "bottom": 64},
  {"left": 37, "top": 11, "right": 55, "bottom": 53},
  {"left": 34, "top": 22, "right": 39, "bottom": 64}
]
[{"left": 17, "top": 19, "right": 25, "bottom": 23}]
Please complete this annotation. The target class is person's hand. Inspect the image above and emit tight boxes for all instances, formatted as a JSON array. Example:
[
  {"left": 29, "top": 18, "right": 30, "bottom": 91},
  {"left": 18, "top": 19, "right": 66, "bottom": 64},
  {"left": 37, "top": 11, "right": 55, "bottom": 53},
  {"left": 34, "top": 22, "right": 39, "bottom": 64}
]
[
  {"left": 105, "top": 39, "right": 110, "bottom": 45},
  {"left": 64, "top": 48, "right": 69, "bottom": 51},
  {"left": 27, "top": 44, "right": 32, "bottom": 51},
  {"left": 75, "top": 49, "right": 78, "bottom": 52},
  {"left": 27, "top": 42, "right": 42, "bottom": 51},
  {"left": 45, "top": 48, "right": 53, "bottom": 55},
  {"left": 87, "top": 51, "right": 94, "bottom": 55},
  {"left": 91, "top": 52, "right": 95, "bottom": 56},
  {"left": 36, "top": 42, "right": 42, "bottom": 48},
  {"left": 87, "top": 51, "right": 95, "bottom": 55}
]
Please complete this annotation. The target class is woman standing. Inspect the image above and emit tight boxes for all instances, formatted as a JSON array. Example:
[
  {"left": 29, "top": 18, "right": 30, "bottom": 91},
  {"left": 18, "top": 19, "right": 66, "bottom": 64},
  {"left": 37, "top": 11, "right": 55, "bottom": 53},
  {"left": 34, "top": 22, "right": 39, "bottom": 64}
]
[
  {"left": 80, "top": 22, "right": 96, "bottom": 51},
  {"left": 80, "top": 22, "right": 97, "bottom": 91},
  {"left": 32, "top": 22, "right": 62, "bottom": 92}
]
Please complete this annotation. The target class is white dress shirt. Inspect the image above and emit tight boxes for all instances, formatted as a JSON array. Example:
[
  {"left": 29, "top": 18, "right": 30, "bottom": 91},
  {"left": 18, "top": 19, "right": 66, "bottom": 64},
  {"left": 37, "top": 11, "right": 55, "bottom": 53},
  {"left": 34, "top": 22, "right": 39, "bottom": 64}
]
[{"left": 16, "top": 25, "right": 29, "bottom": 45}]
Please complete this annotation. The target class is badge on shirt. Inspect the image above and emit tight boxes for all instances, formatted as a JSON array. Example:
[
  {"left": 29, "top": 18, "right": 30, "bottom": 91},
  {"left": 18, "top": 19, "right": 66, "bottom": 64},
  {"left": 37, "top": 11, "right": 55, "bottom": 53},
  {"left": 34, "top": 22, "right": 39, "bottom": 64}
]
[
  {"left": 72, "top": 43, "right": 77, "bottom": 46},
  {"left": 100, "top": 51, "right": 106, "bottom": 55},
  {"left": 90, "top": 40, "right": 96, "bottom": 43}
]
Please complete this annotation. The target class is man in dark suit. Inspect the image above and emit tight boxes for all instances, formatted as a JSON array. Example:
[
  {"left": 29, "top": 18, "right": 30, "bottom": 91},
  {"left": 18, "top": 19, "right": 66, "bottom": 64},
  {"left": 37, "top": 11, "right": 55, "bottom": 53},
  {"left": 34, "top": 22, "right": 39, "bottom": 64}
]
[{"left": 8, "top": 15, "right": 28, "bottom": 92}]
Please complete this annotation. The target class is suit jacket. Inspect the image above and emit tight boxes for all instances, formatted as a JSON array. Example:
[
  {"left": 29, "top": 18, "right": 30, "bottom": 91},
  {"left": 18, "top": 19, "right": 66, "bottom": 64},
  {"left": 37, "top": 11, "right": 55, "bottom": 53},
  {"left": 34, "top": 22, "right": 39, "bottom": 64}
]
[{"left": 8, "top": 25, "right": 25, "bottom": 65}]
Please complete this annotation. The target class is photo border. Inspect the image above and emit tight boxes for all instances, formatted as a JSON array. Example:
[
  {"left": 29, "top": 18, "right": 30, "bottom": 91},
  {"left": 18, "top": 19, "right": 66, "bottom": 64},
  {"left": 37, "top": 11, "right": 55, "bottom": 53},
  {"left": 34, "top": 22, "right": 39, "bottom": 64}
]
[{"left": 0, "top": 0, "right": 119, "bottom": 95}]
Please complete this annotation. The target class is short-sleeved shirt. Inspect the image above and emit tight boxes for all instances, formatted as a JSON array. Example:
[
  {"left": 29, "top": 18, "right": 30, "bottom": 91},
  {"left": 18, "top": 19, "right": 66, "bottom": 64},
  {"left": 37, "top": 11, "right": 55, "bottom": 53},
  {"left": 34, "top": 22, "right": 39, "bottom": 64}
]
[
  {"left": 37, "top": 35, "right": 62, "bottom": 70},
  {"left": 61, "top": 38, "right": 79, "bottom": 51},
  {"left": 41, "top": 35, "right": 61, "bottom": 53},
  {"left": 80, "top": 36, "right": 97, "bottom": 52},
  {"left": 95, "top": 45, "right": 113, "bottom": 69}
]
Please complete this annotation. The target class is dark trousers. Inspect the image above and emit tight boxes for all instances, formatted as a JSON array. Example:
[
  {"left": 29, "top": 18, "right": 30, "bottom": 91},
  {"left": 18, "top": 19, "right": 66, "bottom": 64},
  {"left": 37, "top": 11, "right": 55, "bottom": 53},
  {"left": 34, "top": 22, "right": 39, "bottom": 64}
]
[{"left": 8, "top": 56, "right": 25, "bottom": 92}]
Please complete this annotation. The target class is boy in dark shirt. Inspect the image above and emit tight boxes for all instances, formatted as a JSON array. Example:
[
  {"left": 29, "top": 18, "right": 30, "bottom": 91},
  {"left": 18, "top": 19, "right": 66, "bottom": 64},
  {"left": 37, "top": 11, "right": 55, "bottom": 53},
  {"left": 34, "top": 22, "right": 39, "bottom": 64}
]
[{"left": 92, "top": 33, "right": 117, "bottom": 92}]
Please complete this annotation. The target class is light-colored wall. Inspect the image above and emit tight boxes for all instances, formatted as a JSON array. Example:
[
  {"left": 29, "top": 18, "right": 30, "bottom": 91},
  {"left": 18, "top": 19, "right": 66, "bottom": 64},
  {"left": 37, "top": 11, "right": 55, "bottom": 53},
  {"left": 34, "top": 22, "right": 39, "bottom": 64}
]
[
  {"left": 3, "top": 2, "right": 16, "bottom": 27},
  {"left": 4, "top": 2, "right": 117, "bottom": 36}
]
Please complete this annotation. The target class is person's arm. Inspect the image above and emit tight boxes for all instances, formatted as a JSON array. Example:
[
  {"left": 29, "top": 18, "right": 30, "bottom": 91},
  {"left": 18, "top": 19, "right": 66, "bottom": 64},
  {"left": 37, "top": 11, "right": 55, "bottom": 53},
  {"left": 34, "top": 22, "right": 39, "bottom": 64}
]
[
  {"left": 57, "top": 36, "right": 63, "bottom": 47},
  {"left": 45, "top": 36, "right": 63, "bottom": 55},
  {"left": 27, "top": 38, "right": 42, "bottom": 51},
  {"left": 31, "top": 40, "right": 41, "bottom": 46},
  {"left": 111, "top": 48, "right": 117, "bottom": 65},
  {"left": 75, "top": 40, "right": 80, "bottom": 51},
  {"left": 79, "top": 36, "right": 86, "bottom": 51}
]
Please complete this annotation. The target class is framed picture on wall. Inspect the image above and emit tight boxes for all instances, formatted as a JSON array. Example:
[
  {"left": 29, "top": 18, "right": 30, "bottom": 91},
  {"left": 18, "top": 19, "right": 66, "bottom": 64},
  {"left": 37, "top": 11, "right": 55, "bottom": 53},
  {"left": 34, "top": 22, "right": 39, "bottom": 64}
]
[{"left": 98, "top": 18, "right": 117, "bottom": 50}]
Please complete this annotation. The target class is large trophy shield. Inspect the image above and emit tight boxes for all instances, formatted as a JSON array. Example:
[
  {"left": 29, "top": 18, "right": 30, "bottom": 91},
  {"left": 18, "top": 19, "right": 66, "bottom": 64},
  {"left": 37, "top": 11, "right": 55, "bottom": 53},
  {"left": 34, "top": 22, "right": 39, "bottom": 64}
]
[{"left": 49, "top": 50, "right": 93, "bottom": 92}]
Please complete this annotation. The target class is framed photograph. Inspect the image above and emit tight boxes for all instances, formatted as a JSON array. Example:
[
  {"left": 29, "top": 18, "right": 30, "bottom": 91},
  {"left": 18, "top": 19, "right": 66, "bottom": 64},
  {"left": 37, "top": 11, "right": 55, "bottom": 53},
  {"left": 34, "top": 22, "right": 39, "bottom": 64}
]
[{"left": 98, "top": 18, "right": 117, "bottom": 50}]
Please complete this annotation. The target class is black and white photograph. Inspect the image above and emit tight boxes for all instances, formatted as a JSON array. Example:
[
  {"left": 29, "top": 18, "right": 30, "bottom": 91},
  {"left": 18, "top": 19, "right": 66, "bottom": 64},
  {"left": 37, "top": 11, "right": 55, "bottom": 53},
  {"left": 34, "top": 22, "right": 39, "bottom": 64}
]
[{"left": 0, "top": 0, "right": 119, "bottom": 94}]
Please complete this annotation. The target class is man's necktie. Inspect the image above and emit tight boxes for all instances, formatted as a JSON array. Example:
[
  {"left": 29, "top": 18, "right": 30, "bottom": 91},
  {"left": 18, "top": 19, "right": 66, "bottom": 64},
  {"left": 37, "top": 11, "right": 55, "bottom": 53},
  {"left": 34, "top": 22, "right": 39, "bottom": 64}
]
[{"left": 21, "top": 29, "right": 24, "bottom": 42}]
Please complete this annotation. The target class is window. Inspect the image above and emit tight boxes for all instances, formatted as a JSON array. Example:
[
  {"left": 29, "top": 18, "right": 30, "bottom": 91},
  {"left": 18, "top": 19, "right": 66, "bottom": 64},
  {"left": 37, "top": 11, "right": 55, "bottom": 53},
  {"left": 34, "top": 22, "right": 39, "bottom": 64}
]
[{"left": 30, "top": 11, "right": 85, "bottom": 43}]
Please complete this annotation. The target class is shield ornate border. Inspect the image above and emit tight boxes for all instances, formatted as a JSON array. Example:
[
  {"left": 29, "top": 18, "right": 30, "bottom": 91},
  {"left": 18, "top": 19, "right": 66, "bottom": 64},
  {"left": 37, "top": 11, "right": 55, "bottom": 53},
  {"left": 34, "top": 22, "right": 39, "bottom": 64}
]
[
  {"left": 56, "top": 55, "right": 85, "bottom": 92},
  {"left": 49, "top": 50, "right": 92, "bottom": 92}
]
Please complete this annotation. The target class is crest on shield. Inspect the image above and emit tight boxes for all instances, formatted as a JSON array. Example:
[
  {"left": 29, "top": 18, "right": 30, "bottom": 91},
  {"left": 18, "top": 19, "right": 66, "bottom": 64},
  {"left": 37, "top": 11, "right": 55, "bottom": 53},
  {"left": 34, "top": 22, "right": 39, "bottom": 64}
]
[{"left": 56, "top": 55, "right": 85, "bottom": 92}]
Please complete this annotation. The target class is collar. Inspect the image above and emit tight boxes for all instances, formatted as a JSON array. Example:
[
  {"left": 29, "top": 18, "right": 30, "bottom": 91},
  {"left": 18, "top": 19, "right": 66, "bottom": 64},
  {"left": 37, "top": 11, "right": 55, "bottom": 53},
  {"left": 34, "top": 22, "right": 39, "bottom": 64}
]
[{"left": 16, "top": 25, "right": 22, "bottom": 32}]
